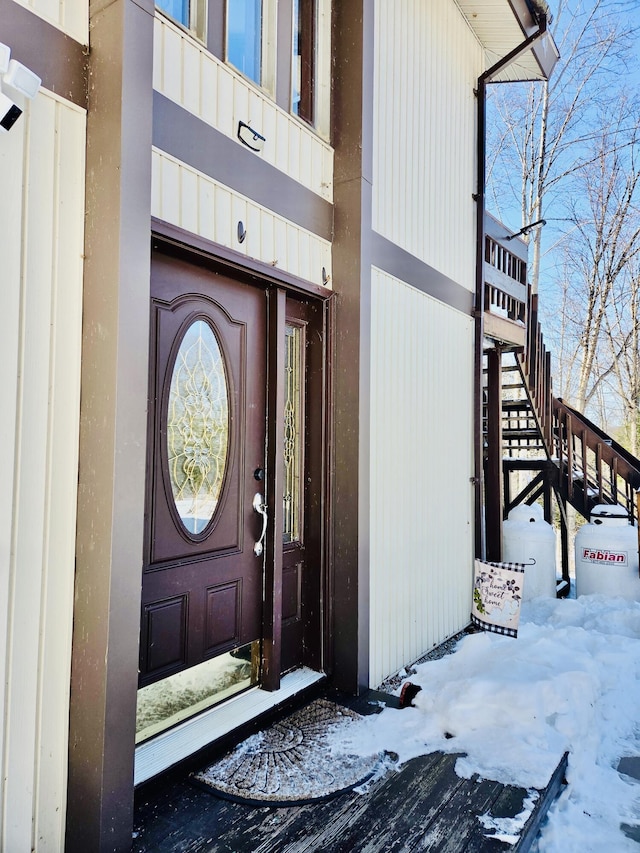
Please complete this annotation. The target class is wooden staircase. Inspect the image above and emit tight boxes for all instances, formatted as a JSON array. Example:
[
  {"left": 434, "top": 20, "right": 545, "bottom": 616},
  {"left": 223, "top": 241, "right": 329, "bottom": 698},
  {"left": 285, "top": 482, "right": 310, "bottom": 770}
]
[{"left": 483, "top": 289, "right": 640, "bottom": 590}]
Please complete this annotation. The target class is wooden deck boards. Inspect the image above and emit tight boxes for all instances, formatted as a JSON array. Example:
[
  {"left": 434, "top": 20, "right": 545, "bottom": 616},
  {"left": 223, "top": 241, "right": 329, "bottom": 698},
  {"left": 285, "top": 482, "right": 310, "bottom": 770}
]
[{"left": 133, "top": 692, "right": 568, "bottom": 853}]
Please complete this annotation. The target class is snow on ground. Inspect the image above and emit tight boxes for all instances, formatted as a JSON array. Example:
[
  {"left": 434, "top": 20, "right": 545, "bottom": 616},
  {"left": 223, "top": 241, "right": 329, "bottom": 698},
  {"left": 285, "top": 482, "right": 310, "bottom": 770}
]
[{"left": 332, "top": 594, "right": 640, "bottom": 851}]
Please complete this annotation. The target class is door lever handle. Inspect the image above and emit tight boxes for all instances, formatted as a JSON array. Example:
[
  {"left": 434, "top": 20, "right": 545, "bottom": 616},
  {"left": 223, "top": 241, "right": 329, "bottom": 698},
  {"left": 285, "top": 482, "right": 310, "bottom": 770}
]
[{"left": 253, "top": 492, "right": 268, "bottom": 556}]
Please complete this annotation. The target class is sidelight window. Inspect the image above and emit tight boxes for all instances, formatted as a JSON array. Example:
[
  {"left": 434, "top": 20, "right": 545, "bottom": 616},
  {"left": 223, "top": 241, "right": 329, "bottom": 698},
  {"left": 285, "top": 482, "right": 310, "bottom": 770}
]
[{"left": 283, "top": 324, "right": 303, "bottom": 544}]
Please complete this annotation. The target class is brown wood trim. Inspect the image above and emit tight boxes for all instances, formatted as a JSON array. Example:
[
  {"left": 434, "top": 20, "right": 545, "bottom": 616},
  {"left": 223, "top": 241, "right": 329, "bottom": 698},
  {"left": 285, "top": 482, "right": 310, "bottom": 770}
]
[
  {"left": 206, "top": 0, "right": 224, "bottom": 59},
  {"left": 152, "top": 92, "right": 333, "bottom": 242},
  {"left": 262, "top": 288, "right": 286, "bottom": 690},
  {"left": 151, "top": 218, "right": 333, "bottom": 300},
  {"left": 330, "top": 0, "right": 374, "bottom": 694},
  {"left": 66, "top": 0, "right": 153, "bottom": 848},
  {"left": 371, "top": 232, "right": 474, "bottom": 316},
  {"left": 0, "top": 0, "right": 87, "bottom": 108},
  {"left": 322, "top": 294, "right": 336, "bottom": 677},
  {"left": 276, "top": 0, "right": 293, "bottom": 110}
]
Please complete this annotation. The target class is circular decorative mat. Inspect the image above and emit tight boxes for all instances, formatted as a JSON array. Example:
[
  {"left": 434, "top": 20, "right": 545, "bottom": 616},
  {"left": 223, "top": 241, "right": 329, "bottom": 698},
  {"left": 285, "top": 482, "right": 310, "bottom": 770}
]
[{"left": 191, "top": 698, "right": 382, "bottom": 806}]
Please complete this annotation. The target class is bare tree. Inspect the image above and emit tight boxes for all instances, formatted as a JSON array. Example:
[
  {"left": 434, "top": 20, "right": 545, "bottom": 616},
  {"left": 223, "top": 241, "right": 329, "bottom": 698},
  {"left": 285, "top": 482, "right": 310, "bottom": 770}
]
[
  {"left": 486, "top": 0, "right": 639, "bottom": 294},
  {"left": 544, "top": 98, "right": 640, "bottom": 416},
  {"left": 602, "top": 265, "right": 640, "bottom": 453}
]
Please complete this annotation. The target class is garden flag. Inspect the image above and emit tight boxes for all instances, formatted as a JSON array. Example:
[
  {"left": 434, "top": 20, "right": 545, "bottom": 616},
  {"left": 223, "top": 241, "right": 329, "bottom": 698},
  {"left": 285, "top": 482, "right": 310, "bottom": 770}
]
[{"left": 471, "top": 559, "right": 525, "bottom": 638}]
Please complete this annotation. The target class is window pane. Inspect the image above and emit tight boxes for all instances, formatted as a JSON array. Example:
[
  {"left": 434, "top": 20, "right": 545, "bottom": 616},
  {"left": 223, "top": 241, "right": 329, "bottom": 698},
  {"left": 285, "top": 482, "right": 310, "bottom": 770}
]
[
  {"left": 227, "top": 0, "right": 263, "bottom": 84},
  {"left": 157, "top": 0, "right": 190, "bottom": 27},
  {"left": 292, "top": 0, "right": 315, "bottom": 123}
]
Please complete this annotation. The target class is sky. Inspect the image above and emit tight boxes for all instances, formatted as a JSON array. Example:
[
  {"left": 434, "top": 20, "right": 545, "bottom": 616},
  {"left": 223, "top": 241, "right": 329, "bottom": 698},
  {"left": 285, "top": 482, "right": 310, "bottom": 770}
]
[{"left": 330, "top": 592, "right": 640, "bottom": 851}]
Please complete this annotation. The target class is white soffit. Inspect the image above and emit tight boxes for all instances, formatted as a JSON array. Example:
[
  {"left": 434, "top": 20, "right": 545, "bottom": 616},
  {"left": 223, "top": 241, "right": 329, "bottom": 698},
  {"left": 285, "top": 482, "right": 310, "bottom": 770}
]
[{"left": 454, "top": 0, "right": 560, "bottom": 82}]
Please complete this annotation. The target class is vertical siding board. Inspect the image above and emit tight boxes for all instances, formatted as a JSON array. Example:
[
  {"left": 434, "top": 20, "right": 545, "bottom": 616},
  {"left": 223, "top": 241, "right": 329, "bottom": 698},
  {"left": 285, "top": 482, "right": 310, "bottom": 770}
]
[
  {"left": 214, "top": 184, "right": 232, "bottom": 246},
  {"left": 216, "top": 65, "right": 234, "bottom": 133},
  {"left": 162, "top": 25, "right": 183, "bottom": 104},
  {"left": 372, "top": 0, "right": 482, "bottom": 287},
  {"left": 180, "top": 165, "right": 199, "bottom": 235},
  {"left": 369, "top": 271, "right": 474, "bottom": 686},
  {"left": 246, "top": 202, "right": 262, "bottom": 261},
  {"left": 232, "top": 77, "right": 250, "bottom": 137},
  {"left": 0, "top": 104, "right": 26, "bottom": 848},
  {"left": 151, "top": 150, "right": 162, "bottom": 218},
  {"left": 181, "top": 38, "right": 201, "bottom": 116},
  {"left": 198, "top": 175, "right": 215, "bottom": 240},
  {"left": 160, "top": 151, "right": 180, "bottom": 223},
  {"left": 201, "top": 55, "right": 218, "bottom": 126},
  {"left": 4, "top": 94, "right": 56, "bottom": 853},
  {"left": 153, "top": 16, "right": 164, "bottom": 92},
  {"left": 35, "top": 102, "right": 85, "bottom": 852},
  {"left": 231, "top": 194, "right": 248, "bottom": 254}
]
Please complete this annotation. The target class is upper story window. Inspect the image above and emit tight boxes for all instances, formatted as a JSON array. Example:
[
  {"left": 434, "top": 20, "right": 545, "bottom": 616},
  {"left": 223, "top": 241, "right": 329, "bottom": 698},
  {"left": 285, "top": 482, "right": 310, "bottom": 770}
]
[
  {"left": 292, "top": 0, "right": 315, "bottom": 124},
  {"left": 155, "top": 0, "right": 330, "bottom": 139},
  {"left": 227, "top": 0, "right": 263, "bottom": 85},
  {"left": 226, "top": 0, "right": 276, "bottom": 94},
  {"left": 156, "top": 0, "right": 206, "bottom": 40}
]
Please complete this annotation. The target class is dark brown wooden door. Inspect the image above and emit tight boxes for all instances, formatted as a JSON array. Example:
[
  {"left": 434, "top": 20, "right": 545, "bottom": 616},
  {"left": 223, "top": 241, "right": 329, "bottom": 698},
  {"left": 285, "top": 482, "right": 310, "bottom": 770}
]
[{"left": 140, "top": 254, "right": 267, "bottom": 687}]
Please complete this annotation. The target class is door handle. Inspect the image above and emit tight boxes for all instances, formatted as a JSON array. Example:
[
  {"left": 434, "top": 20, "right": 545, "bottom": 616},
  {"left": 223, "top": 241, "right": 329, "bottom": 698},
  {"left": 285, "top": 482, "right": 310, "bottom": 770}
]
[{"left": 253, "top": 492, "right": 267, "bottom": 556}]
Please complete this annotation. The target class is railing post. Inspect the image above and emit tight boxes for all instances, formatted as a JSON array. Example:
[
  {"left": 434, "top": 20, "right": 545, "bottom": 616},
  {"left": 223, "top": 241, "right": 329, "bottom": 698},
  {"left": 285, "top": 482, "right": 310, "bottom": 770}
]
[
  {"left": 580, "top": 430, "right": 588, "bottom": 517},
  {"left": 596, "top": 443, "right": 604, "bottom": 504},
  {"left": 566, "top": 414, "right": 573, "bottom": 502},
  {"left": 485, "top": 348, "right": 504, "bottom": 562}
]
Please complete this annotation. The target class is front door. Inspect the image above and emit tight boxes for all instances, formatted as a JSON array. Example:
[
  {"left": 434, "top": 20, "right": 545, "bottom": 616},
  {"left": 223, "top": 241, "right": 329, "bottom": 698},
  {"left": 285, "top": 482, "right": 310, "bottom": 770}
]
[{"left": 139, "top": 254, "right": 267, "bottom": 692}]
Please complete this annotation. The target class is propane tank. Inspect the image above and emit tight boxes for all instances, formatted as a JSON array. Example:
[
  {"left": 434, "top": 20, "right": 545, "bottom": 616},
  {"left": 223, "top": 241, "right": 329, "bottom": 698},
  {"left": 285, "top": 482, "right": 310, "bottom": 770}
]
[
  {"left": 575, "top": 504, "right": 640, "bottom": 599},
  {"left": 502, "top": 503, "right": 557, "bottom": 600}
]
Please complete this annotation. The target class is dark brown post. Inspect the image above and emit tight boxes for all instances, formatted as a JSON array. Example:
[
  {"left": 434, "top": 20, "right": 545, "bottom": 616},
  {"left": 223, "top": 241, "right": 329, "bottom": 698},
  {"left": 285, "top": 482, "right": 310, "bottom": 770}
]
[
  {"left": 330, "top": 0, "right": 374, "bottom": 693},
  {"left": 485, "top": 347, "right": 503, "bottom": 561},
  {"left": 66, "top": 0, "right": 154, "bottom": 848},
  {"left": 263, "top": 288, "right": 286, "bottom": 690}
]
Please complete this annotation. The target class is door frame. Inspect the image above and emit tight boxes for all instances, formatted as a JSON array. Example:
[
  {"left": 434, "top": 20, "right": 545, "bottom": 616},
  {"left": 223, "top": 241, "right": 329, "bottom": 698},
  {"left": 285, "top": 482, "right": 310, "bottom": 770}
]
[{"left": 150, "top": 218, "right": 334, "bottom": 695}]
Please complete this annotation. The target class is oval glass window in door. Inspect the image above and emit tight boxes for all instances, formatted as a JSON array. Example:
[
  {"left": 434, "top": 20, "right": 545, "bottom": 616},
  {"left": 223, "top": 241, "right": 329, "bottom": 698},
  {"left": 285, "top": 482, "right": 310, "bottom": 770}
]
[{"left": 167, "top": 318, "right": 230, "bottom": 535}]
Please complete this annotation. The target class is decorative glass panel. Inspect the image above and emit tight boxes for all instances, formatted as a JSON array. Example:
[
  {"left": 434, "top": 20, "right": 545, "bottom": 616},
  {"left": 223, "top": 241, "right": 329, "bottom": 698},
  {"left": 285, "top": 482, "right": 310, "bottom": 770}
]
[
  {"left": 167, "top": 319, "right": 229, "bottom": 535},
  {"left": 283, "top": 325, "right": 303, "bottom": 543},
  {"left": 227, "top": 0, "right": 263, "bottom": 84}
]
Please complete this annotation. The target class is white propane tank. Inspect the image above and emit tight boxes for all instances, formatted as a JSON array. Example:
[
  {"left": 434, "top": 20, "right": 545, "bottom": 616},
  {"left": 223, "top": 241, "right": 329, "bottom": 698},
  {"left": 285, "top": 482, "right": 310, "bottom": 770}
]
[
  {"left": 502, "top": 503, "right": 557, "bottom": 600},
  {"left": 575, "top": 504, "right": 640, "bottom": 599}
]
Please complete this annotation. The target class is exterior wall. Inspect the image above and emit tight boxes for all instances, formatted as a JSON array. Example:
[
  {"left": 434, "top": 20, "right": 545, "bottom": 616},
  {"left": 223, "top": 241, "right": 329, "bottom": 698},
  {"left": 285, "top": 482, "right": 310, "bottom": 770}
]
[
  {"left": 152, "top": 148, "right": 332, "bottom": 288},
  {"left": 0, "top": 88, "right": 86, "bottom": 852},
  {"left": 372, "top": 0, "right": 483, "bottom": 288},
  {"left": 11, "top": 0, "right": 87, "bottom": 44},
  {"left": 368, "top": 269, "right": 474, "bottom": 687},
  {"left": 153, "top": 14, "right": 333, "bottom": 203}
]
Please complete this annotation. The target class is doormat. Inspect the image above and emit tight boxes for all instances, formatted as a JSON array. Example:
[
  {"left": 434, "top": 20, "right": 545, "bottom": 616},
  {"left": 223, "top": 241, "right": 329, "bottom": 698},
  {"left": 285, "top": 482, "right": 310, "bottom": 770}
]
[{"left": 191, "top": 698, "right": 383, "bottom": 806}]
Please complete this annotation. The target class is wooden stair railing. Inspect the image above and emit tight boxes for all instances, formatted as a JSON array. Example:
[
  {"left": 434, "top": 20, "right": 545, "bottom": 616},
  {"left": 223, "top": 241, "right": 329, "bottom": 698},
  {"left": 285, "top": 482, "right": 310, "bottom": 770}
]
[{"left": 518, "top": 294, "right": 640, "bottom": 524}]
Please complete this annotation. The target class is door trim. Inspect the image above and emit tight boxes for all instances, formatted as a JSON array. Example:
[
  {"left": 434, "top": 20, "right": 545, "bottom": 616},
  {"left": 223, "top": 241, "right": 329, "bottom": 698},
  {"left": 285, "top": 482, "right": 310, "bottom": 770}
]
[
  {"left": 263, "top": 288, "right": 286, "bottom": 690},
  {"left": 152, "top": 217, "right": 332, "bottom": 300},
  {"left": 147, "top": 227, "right": 334, "bottom": 704}
]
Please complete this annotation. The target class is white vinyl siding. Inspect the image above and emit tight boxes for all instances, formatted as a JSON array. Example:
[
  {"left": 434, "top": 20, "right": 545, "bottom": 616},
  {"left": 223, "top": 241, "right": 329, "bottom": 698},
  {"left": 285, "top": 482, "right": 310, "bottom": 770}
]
[
  {"left": 153, "top": 14, "right": 333, "bottom": 202},
  {"left": 372, "top": 0, "right": 482, "bottom": 289},
  {"left": 0, "top": 90, "right": 85, "bottom": 852},
  {"left": 11, "top": 0, "right": 87, "bottom": 45},
  {"left": 152, "top": 148, "right": 332, "bottom": 288},
  {"left": 369, "top": 268, "right": 474, "bottom": 687}
]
